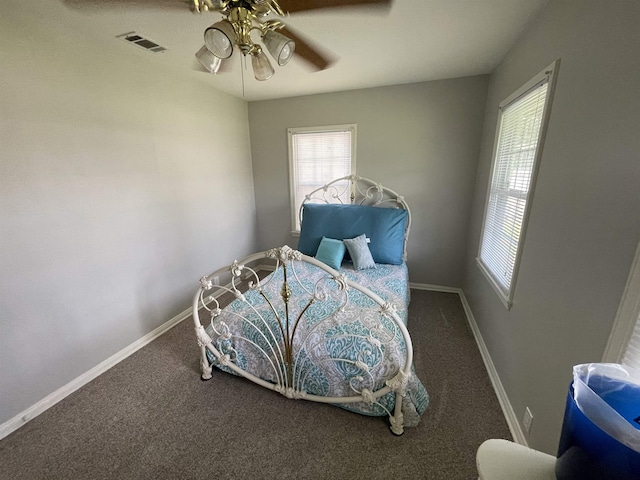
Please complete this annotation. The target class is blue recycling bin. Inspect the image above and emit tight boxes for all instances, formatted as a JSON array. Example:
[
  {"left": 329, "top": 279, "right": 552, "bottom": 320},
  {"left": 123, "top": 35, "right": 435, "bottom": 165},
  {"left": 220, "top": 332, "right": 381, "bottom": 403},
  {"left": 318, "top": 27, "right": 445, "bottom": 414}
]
[{"left": 556, "top": 364, "right": 640, "bottom": 480}]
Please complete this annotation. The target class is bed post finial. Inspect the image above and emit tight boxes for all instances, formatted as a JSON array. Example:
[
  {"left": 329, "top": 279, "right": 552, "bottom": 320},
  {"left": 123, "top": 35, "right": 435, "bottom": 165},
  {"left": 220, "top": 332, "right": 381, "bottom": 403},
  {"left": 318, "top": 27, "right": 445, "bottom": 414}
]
[{"left": 266, "top": 245, "right": 303, "bottom": 262}]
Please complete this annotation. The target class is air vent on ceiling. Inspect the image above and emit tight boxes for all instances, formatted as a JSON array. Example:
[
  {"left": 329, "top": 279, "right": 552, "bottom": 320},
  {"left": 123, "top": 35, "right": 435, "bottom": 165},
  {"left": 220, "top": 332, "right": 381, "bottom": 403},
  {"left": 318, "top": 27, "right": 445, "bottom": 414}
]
[{"left": 117, "top": 32, "right": 167, "bottom": 53}]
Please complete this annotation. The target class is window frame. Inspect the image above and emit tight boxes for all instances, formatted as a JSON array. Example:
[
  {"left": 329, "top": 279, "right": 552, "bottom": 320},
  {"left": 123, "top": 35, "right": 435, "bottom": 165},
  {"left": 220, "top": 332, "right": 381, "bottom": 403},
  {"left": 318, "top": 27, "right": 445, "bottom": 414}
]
[
  {"left": 287, "top": 124, "right": 357, "bottom": 235},
  {"left": 476, "top": 60, "right": 560, "bottom": 309}
]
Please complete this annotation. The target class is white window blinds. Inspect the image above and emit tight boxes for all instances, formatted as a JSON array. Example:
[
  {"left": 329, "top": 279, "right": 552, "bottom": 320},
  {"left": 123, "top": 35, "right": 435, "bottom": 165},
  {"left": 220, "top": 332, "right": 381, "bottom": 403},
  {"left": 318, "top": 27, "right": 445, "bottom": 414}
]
[
  {"left": 288, "top": 125, "right": 356, "bottom": 231},
  {"left": 622, "top": 310, "right": 640, "bottom": 371},
  {"left": 618, "top": 244, "right": 640, "bottom": 371},
  {"left": 477, "top": 62, "right": 557, "bottom": 307},
  {"left": 602, "top": 242, "right": 640, "bottom": 369}
]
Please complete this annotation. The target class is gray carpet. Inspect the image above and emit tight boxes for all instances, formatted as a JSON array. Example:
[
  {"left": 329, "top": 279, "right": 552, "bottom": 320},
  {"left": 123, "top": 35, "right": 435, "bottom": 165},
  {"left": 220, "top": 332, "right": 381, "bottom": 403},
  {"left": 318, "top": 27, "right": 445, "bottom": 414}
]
[{"left": 0, "top": 290, "right": 511, "bottom": 479}]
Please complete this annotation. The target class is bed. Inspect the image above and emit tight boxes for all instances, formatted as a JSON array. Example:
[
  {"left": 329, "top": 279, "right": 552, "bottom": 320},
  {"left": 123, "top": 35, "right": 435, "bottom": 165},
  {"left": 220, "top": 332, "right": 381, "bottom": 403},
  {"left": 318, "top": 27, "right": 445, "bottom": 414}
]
[{"left": 192, "top": 175, "right": 428, "bottom": 434}]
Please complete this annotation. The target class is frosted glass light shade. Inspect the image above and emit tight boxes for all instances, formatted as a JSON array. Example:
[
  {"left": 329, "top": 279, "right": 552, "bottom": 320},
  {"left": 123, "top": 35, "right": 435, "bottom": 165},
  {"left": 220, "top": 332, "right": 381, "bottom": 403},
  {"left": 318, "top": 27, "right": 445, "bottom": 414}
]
[
  {"left": 251, "top": 50, "right": 274, "bottom": 81},
  {"left": 195, "top": 45, "right": 222, "bottom": 74},
  {"left": 263, "top": 30, "right": 295, "bottom": 66},
  {"left": 204, "top": 20, "right": 235, "bottom": 59}
]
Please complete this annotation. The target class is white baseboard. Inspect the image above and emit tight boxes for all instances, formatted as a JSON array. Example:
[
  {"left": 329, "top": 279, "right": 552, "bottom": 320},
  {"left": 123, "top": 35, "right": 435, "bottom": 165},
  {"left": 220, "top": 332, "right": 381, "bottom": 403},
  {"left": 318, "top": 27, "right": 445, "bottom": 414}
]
[
  {"left": 457, "top": 290, "right": 527, "bottom": 445},
  {"left": 0, "top": 290, "right": 225, "bottom": 441},
  {"left": 410, "top": 282, "right": 526, "bottom": 445},
  {"left": 409, "top": 282, "right": 460, "bottom": 294}
]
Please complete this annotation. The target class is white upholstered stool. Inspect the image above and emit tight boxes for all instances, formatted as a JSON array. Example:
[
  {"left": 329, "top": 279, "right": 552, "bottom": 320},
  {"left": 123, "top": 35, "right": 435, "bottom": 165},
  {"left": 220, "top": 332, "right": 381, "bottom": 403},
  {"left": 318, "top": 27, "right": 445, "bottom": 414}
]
[{"left": 476, "top": 439, "right": 557, "bottom": 480}]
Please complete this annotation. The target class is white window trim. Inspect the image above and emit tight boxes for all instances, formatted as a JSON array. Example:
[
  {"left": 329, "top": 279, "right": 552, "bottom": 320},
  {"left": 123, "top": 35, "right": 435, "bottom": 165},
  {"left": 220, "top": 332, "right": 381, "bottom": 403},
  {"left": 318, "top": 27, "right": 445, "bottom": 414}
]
[
  {"left": 476, "top": 60, "right": 560, "bottom": 310},
  {"left": 287, "top": 124, "right": 357, "bottom": 235},
  {"left": 603, "top": 241, "right": 640, "bottom": 365}
]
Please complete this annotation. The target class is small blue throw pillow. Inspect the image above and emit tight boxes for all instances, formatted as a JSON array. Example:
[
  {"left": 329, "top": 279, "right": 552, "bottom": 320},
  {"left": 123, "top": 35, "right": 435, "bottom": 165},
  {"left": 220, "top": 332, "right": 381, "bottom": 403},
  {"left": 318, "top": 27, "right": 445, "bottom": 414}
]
[
  {"left": 343, "top": 234, "right": 376, "bottom": 270},
  {"left": 315, "top": 237, "right": 346, "bottom": 271}
]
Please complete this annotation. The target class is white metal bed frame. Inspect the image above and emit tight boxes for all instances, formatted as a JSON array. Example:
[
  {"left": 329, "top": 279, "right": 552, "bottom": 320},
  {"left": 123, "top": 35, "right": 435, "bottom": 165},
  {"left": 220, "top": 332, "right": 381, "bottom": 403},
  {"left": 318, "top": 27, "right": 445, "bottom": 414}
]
[{"left": 192, "top": 176, "right": 414, "bottom": 434}]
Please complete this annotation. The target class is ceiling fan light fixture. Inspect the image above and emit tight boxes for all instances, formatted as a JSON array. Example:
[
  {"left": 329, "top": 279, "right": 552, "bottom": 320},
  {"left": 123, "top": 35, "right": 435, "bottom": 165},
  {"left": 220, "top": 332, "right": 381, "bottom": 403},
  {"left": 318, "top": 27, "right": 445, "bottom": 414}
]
[
  {"left": 192, "top": 0, "right": 342, "bottom": 83},
  {"left": 204, "top": 20, "right": 236, "bottom": 59},
  {"left": 195, "top": 45, "right": 223, "bottom": 74},
  {"left": 262, "top": 29, "right": 295, "bottom": 66},
  {"left": 251, "top": 49, "right": 275, "bottom": 81}
]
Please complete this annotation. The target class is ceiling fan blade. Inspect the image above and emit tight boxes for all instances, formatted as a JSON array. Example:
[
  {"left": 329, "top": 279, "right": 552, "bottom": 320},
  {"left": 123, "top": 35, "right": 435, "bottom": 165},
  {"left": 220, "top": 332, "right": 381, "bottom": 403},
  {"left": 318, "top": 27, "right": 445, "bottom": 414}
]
[
  {"left": 277, "top": 0, "right": 391, "bottom": 14},
  {"left": 63, "top": 0, "right": 192, "bottom": 12},
  {"left": 280, "top": 26, "right": 335, "bottom": 71}
]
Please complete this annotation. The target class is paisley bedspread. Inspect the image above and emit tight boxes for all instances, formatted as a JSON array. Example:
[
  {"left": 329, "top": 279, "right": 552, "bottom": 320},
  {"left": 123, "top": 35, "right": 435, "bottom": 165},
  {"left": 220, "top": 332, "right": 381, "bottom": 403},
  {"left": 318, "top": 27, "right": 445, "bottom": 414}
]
[{"left": 204, "top": 260, "right": 429, "bottom": 427}]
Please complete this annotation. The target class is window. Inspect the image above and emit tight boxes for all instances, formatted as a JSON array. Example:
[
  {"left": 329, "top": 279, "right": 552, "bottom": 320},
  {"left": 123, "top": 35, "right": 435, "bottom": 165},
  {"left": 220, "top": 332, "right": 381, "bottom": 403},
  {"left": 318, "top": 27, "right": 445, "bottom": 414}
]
[
  {"left": 621, "top": 309, "right": 640, "bottom": 371},
  {"left": 603, "top": 242, "right": 640, "bottom": 370},
  {"left": 477, "top": 61, "right": 559, "bottom": 308},
  {"left": 288, "top": 125, "right": 356, "bottom": 232}
]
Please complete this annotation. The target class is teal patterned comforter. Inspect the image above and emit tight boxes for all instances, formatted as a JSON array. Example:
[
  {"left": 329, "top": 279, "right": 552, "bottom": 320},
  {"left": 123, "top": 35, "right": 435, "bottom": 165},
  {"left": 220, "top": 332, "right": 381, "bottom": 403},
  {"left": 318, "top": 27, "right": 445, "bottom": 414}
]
[{"left": 205, "top": 260, "right": 429, "bottom": 427}]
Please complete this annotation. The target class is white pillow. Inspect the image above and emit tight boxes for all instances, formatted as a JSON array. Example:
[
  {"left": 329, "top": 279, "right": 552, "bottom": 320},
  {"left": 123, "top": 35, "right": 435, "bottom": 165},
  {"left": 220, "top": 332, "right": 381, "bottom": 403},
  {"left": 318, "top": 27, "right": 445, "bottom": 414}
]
[{"left": 343, "top": 234, "right": 376, "bottom": 270}]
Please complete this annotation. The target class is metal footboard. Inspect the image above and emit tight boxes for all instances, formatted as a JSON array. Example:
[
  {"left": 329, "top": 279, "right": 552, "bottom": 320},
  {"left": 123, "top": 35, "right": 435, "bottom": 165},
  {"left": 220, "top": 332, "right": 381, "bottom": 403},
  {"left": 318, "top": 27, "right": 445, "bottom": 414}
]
[{"left": 192, "top": 245, "right": 414, "bottom": 435}]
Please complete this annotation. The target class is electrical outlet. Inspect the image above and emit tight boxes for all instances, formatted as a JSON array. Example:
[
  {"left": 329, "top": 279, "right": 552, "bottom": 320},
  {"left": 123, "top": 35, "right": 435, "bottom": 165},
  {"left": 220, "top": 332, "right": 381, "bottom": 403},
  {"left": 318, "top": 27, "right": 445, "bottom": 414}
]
[{"left": 522, "top": 406, "right": 534, "bottom": 434}]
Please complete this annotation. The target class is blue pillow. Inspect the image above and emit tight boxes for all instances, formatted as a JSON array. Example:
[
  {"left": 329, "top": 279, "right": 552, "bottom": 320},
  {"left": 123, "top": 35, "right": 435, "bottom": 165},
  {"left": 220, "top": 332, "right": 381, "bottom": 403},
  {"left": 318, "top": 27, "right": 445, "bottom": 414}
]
[
  {"left": 343, "top": 234, "right": 376, "bottom": 270},
  {"left": 297, "top": 203, "right": 408, "bottom": 265},
  {"left": 314, "top": 237, "right": 346, "bottom": 271}
]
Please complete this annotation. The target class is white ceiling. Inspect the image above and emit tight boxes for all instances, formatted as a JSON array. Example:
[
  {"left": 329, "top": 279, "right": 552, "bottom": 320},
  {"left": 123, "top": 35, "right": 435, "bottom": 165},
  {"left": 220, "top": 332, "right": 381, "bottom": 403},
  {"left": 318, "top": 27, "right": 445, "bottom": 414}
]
[{"left": 53, "top": 0, "right": 548, "bottom": 101}]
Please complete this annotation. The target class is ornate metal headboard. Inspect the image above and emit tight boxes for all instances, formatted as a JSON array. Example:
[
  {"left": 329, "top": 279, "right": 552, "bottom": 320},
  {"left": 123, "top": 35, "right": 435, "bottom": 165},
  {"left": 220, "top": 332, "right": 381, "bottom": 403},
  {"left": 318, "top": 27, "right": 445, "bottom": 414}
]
[{"left": 299, "top": 175, "right": 411, "bottom": 261}]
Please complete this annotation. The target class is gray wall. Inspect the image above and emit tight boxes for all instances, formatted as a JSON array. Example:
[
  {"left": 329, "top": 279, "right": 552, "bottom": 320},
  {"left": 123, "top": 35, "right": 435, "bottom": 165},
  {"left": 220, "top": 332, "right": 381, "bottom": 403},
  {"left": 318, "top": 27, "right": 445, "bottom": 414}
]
[
  {"left": 248, "top": 77, "right": 488, "bottom": 286},
  {"left": 0, "top": 6, "right": 256, "bottom": 425},
  {"left": 463, "top": 0, "right": 640, "bottom": 454}
]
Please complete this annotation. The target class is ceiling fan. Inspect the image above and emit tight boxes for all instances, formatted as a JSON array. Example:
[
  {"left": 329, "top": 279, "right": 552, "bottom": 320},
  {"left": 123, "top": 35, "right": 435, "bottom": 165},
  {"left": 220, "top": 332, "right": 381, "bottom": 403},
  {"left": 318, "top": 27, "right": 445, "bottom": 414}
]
[
  {"left": 64, "top": 0, "right": 392, "bottom": 81},
  {"left": 186, "top": 0, "right": 394, "bottom": 81}
]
